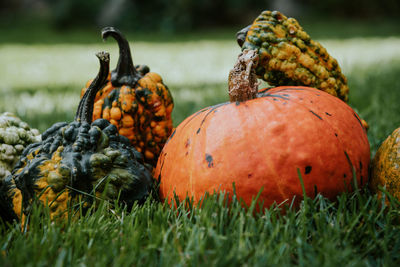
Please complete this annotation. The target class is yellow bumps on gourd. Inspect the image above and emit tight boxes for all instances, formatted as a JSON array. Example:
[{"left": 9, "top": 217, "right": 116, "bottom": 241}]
[
  {"left": 119, "top": 86, "right": 134, "bottom": 112},
  {"left": 110, "top": 101, "right": 122, "bottom": 120},
  {"left": 242, "top": 10, "right": 349, "bottom": 102},
  {"left": 11, "top": 188, "right": 23, "bottom": 219},
  {"left": 11, "top": 146, "right": 71, "bottom": 221},
  {"left": 102, "top": 106, "right": 111, "bottom": 121},
  {"left": 138, "top": 77, "right": 156, "bottom": 90},
  {"left": 93, "top": 99, "right": 104, "bottom": 120},
  {"left": 144, "top": 150, "right": 154, "bottom": 160},
  {"left": 98, "top": 83, "right": 114, "bottom": 100},
  {"left": 121, "top": 114, "right": 134, "bottom": 128},
  {"left": 149, "top": 72, "right": 162, "bottom": 81},
  {"left": 371, "top": 128, "right": 400, "bottom": 202}
]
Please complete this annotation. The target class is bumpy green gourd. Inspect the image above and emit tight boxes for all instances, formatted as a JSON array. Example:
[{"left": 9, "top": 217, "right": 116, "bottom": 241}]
[
  {"left": 237, "top": 10, "right": 349, "bottom": 102},
  {"left": 0, "top": 52, "right": 153, "bottom": 224},
  {"left": 0, "top": 112, "right": 40, "bottom": 181}
]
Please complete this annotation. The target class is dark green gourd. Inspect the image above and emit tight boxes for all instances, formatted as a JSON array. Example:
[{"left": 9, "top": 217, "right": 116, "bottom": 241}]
[{"left": 0, "top": 52, "right": 153, "bottom": 224}]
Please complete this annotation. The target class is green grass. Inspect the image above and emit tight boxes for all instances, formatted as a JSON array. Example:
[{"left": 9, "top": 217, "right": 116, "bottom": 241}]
[
  {"left": 1, "top": 36, "right": 400, "bottom": 265},
  {"left": 348, "top": 61, "right": 400, "bottom": 155},
  {"left": 1, "top": 188, "right": 400, "bottom": 266}
]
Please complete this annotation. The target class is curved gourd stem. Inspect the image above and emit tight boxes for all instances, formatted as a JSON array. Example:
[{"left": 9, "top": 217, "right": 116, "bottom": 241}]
[
  {"left": 76, "top": 52, "right": 110, "bottom": 123},
  {"left": 228, "top": 49, "right": 259, "bottom": 102},
  {"left": 236, "top": 25, "right": 251, "bottom": 47},
  {"left": 102, "top": 27, "right": 141, "bottom": 87}
]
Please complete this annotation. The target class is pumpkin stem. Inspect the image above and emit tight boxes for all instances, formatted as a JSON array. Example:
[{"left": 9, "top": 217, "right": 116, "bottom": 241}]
[
  {"left": 228, "top": 49, "right": 259, "bottom": 102},
  {"left": 101, "top": 27, "right": 141, "bottom": 87},
  {"left": 76, "top": 51, "right": 110, "bottom": 123}
]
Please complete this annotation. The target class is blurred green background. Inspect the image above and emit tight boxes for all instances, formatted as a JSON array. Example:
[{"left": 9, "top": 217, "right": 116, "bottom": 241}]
[
  {"left": 1, "top": 0, "right": 399, "bottom": 38},
  {"left": 0, "top": 0, "right": 400, "bottom": 155}
]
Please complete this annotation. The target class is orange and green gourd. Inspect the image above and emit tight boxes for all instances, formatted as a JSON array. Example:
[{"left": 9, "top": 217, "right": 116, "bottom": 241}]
[
  {"left": 81, "top": 27, "right": 174, "bottom": 166},
  {"left": 0, "top": 52, "right": 153, "bottom": 224},
  {"left": 237, "top": 10, "right": 349, "bottom": 102},
  {"left": 371, "top": 128, "right": 400, "bottom": 202}
]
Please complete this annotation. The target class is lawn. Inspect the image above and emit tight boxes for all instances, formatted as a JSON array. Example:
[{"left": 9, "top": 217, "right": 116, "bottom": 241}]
[{"left": 1, "top": 31, "right": 400, "bottom": 265}]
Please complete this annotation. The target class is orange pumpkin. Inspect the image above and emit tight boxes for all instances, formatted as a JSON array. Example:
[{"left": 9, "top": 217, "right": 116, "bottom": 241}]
[{"left": 154, "top": 50, "right": 370, "bottom": 209}]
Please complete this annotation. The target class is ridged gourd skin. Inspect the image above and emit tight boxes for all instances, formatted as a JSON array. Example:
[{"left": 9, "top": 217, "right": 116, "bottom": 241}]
[
  {"left": 81, "top": 27, "right": 173, "bottom": 167},
  {"left": 238, "top": 10, "right": 349, "bottom": 102},
  {"left": 371, "top": 128, "right": 400, "bottom": 201},
  {"left": 155, "top": 50, "right": 370, "bottom": 209},
  {"left": 0, "top": 112, "right": 41, "bottom": 181},
  {"left": 0, "top": 52, "right": 153, "bottom": 224}
]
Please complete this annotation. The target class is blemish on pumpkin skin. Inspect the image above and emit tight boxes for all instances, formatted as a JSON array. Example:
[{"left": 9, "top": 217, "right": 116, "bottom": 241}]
[
  {"left": 180, "top": 108, "right": 209, "bottom": 129},
  {"left": 325, "top": 112, "right": 332, "bottom": 116},
  {"left": 205, "top": 154, "right": 214, "bottom": 168},
  {"left": 196, "top": 104, "right": 227, "bottom": 134},
  {"left": 309, "top": 110, "right": 323, "bottom": 120},
  {"left": 185, "top": 139, "right": 191, "bottom": 148},
  {"left": 305, "top": 166, "right": 312, "bottom": 174},
  {"left": 248, "top": 173, "right": 253, "bottom": 178}
]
